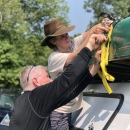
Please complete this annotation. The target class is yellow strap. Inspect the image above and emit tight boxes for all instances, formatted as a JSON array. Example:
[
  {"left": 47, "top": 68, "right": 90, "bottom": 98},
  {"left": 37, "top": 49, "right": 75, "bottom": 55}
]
[
  {"left": 98, "top": 70, "right": 113, "bottom": 93},
  {"left": 98, "top": 25, "right": 115, "bottom": 94}
]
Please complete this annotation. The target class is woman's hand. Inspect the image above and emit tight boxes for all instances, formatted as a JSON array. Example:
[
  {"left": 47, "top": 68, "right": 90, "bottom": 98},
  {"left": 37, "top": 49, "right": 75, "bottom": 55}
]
[
  {"left": 101, "top": 18, "right": 113, "bottom": 26},
  {"left": 90, "top": 23, "right": 110, "bottom": 34},
  {"left": 90, "top": 17, "right": 113, "bottom": 35}
]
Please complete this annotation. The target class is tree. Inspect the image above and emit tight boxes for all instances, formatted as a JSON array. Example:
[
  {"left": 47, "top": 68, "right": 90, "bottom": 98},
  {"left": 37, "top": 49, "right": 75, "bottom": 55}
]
[
  {"left": 0, "top": 41, "right": 23, "bottom": 90},
  {"left": 20, "top": 0, "right": 70, "bottom": 35},
  {"left": 13, "top": 0, "right": 70, "bottom": 67},
  {"left": 83, "top": 0, "right": 130, "bottom": 29},
  {"left": 0, "top": 0, "right": 29, "bottom": 44},
  {"left": 0, "top": 0, "right": 70, "bottom": 90}
]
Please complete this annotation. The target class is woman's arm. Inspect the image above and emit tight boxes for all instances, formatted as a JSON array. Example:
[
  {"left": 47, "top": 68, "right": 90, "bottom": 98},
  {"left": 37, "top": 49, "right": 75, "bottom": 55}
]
[{"left": 65, "top": 23, "right": 109, "bottom": 66}]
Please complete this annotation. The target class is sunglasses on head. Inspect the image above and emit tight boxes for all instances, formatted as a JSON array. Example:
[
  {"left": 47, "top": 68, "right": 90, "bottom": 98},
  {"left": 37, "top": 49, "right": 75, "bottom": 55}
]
[{"left": 27, "top": 64, "right": 36, "bottom": 83}]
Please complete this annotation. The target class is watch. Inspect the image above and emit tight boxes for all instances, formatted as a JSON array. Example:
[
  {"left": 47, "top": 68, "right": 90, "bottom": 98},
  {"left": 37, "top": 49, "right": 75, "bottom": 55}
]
[{"left": 96, "top": 61, "right": 101, "bottom": 65}]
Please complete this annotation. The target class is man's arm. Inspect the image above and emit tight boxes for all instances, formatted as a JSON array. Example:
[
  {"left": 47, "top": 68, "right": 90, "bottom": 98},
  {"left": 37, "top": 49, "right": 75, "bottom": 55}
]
[
  {"left": 29, "top": 47, "right": 92, "bottom": 117},
  {"left": 29, "top": 34, "right": 106, "bottom": 117}
]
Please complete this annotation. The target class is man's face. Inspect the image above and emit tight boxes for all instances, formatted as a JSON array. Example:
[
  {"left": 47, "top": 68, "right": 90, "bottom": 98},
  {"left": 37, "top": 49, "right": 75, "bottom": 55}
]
[{"left": 38, "top": 69, "right": 52, "bottom": 86}]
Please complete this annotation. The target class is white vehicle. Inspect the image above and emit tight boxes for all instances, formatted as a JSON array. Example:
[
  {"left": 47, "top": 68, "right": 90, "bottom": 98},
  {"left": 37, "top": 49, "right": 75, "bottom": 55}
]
[{"left": 71, "top": 14, "right": 130, "bottom": 130}]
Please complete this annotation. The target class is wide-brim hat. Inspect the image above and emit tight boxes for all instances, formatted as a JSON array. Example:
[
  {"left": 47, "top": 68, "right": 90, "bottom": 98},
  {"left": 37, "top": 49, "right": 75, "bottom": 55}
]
[{"left": 41, "top": 18, "right": 75, "bottom": 46}]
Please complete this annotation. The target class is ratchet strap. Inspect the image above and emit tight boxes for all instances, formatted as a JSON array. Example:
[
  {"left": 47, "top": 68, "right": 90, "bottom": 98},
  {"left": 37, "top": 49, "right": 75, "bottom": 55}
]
[{"left": 98, "top": 25, "right": 115, "bottom": 94}]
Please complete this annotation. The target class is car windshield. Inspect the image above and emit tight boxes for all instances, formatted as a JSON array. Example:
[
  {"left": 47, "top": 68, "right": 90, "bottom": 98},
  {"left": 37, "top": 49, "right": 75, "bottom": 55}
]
[{"left": 0, "top": 89, "right": 20, "bottom": 110}]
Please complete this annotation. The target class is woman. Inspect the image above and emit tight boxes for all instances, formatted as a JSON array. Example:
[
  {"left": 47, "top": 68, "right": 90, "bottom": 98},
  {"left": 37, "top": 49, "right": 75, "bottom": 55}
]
[{"left": 41, "top": 18, "right": 110, "bottom": 130}]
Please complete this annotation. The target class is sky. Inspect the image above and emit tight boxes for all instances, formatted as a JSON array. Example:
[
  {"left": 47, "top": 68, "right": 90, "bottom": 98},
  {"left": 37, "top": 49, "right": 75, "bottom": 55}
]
[{"left": 66, "top": 0, "right": 93, "bottom": 36}]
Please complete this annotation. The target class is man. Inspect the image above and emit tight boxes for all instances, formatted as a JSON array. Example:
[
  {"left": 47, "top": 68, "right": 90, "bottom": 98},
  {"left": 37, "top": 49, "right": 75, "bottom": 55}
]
[{"left": 9, "top": 33, "right": 106, "bottom": 130}]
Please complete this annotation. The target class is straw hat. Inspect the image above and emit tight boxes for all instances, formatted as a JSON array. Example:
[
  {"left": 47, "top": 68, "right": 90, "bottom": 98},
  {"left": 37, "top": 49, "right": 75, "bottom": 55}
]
[{"left": 41, "top": 18, "right": 75, "bottom": 46}]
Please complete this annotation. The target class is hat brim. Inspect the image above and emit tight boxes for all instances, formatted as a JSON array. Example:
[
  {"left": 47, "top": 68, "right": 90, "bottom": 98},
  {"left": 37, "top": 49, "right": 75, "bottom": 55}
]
[{"left": 41, "top": 25, "right": 75, "bottom": 46}]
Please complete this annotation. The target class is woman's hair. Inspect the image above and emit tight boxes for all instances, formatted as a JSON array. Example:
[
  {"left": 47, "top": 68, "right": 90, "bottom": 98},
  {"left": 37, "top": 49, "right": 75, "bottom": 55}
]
[{"left": 46, "top": 37, "right": 57, "bottom": 50}]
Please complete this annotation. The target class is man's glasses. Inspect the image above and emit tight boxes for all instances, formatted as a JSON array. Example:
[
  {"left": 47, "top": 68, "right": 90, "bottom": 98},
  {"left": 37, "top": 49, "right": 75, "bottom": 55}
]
[{"left": 27, "top": 64, "right": 36, "bottom": 83}]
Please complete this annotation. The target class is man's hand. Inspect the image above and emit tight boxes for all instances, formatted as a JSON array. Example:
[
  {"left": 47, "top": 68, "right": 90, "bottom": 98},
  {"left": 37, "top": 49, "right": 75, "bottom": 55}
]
[
  {"left": 86, "top": 34, "right": 106, "bottom": 51},
  {"left": 94, "top": 48, "right": 102, "bottom": 64},
  {"left": 89, "top": 47, "right": 102, "bottom": 76}
]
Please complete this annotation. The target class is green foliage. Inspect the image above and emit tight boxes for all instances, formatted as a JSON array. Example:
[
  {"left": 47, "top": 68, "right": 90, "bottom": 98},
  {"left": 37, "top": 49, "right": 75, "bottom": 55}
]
[
  {"left": 0, "top": 0, "right": 30, "bottom": 43},
  {"left": 0, "top": 0, "right": 69, "bottom": 90},
  {"left": 19, "top": 0, "right": 69, "bottom": 34},
  {"left": 0, "top": 41, "right": 23, "bottom": 90},
  {"left": 15, "top": 35, "right": 52, "bottom": 66},
  {"left": 83, "top": 0, "right": 130, "bottom": 29}
]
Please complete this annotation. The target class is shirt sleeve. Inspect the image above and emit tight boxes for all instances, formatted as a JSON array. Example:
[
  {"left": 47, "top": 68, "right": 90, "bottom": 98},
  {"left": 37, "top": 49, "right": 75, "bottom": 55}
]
[
  {"left": 71, "top": 35, "right": 83, "bottom": 51},
  {"left": 48, "top": 52, "right": 70, "bottom": 79}
]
